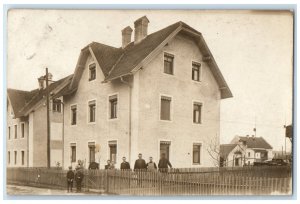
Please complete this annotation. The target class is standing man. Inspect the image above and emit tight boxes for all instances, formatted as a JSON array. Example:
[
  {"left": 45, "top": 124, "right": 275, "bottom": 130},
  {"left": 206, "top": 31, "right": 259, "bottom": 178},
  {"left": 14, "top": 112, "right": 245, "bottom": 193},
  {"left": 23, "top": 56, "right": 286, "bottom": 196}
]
[
  {"left": 158, "top": 153, "right": 172, "bottom": 173},
  {"left": 147, "top": 157, "right": 157, "bottom": 171},
  {"left": 75, "top": 166, "right": 84, "bottom": 192},
  {"left": 134, "top": 153, "right": 147, "bottom": 187},
  {"left": 105, "top": 160, "right": 111, "bottom": 170},
  {"left": 134, "top": 153, "right": 147, "bottom": 170},
  {"left": 66, "top": 166, "right": 75, "bottom": 193},
  {"left": 120, "top": 157, "right": 131, "bottom": 170}
]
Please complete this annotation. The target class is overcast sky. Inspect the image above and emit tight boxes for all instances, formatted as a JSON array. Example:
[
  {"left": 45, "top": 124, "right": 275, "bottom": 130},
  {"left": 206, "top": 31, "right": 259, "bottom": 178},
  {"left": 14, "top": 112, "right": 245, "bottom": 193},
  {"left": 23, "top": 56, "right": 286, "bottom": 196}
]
[{"left": 7, "top": 10, "right": 293, "bottom": 151}]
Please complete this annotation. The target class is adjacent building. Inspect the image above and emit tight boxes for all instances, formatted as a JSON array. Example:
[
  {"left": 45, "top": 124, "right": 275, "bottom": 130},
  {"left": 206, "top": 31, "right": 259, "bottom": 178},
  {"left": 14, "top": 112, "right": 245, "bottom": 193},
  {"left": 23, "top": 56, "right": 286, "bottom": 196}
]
[
  {"left": 61, "top": 16, "right": 232, "bottom": 169},
  {"left": 220, "top": 136, "right": 273, "bottom": 167},
  {"left": 7, "top": 74, "right": 72, "bottom": 167}
]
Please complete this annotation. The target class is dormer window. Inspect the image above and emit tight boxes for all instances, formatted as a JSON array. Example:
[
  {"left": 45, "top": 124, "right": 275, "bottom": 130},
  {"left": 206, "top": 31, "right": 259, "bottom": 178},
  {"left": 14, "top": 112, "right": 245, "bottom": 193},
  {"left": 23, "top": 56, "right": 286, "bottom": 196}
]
[{"left": 89, "top": 63, "right": 96, "bottom": 81}]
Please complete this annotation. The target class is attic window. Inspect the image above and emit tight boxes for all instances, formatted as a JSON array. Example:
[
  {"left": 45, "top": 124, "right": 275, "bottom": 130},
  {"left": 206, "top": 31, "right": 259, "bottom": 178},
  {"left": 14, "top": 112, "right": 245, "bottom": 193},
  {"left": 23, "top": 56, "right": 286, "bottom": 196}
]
[
  {"left": 89, "top": 63, "right": 96, "bottom": 81},
  {"left": 164, "top": 53, "right": 174, "bottom": 75},
  {"left": 192, "top": 62, "right": 201, "bottom": 81},
  {"left": 52, "top": 99, "right": 62, "bottom": 113}
]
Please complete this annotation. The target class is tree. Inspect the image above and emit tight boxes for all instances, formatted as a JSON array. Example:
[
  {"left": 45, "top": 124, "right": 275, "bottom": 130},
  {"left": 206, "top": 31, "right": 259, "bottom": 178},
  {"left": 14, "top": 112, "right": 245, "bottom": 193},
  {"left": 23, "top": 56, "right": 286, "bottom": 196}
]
[{"left": 206, "top": 134, "right": 221, "bottom": 167}]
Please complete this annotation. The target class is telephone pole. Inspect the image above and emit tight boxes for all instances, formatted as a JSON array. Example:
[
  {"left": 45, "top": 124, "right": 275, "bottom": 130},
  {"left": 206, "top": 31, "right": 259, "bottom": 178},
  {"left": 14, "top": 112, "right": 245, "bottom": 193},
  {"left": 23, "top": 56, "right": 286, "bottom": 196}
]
[{"left": 46, "top": 68, "right": 51, "bottom": 168}]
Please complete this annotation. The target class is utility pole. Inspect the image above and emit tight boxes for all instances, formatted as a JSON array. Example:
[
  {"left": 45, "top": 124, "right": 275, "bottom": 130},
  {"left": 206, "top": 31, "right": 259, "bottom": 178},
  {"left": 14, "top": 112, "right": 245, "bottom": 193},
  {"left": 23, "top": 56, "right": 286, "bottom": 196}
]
[{"left": 46, "top": 68, "right": 51, "bottom": 168}]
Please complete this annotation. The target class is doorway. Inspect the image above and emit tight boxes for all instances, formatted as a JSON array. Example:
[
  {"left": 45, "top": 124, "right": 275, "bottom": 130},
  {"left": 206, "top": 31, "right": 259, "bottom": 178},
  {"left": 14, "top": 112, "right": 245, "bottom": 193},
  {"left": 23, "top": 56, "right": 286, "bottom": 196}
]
[{"left": 160, "top": 141, "right": 171, "bottom": 160}]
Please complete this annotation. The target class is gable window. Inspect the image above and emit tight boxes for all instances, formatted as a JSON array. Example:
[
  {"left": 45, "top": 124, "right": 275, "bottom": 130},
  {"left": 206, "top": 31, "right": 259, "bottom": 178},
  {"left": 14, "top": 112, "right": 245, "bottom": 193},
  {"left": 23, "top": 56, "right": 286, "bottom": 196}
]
[
  {"left": 14, "top": 125, "right": 17, "bottom": 139},
  {"left": 109, "top": 141, "right": 117, "bottom": 164},
  {"left": 248, "top": 152, "right": 251, "bottom": 157},
  {"left": 192, "top": 62, "right": 201, "bottom": 81},
  {"left": 193, "top": 102, "right": 202, "bottom": 124},
  {"left": 89, "top": 63, "right": 96, "bottom": 81},
  {"left": 160, "top": 96, "right": 171, "bottom": 121},
  {"left": 21, "top": 123, "right": 25, "bottom": 138},
  {"left": 88, "top": 100, "right": 96, "bottom": 123},
  {"left": 88, "top": 142, "right": 95, "bottom": 163},
  {"left": 52, "top": 99, "right": 62, "bottom": 112},
  {"left": 109, "top": 95, "right": 118, "bottom": 119},
  {"left": 8, "top": 151, "right": 10, "bottom": 164},
  {"left": 21, "top": 151, "right": 25, "bottom": 165},
  {"left": 193, "top": 143, "right": 202, "bottom": 164},
  {"left": 164, "top": 53, "right": 174, "bottom": 75},
  {"left": 8, "top": 127, "right": 11, "bottom": 140},
  {"left": 71, "top": 105, "right": 77, "bottom": 125},
  {"left": 14, "top": 151, "right": 17, "bottom": 165},
  {"left": 71, "top": 143, "right": 76, "bottom": 163}
]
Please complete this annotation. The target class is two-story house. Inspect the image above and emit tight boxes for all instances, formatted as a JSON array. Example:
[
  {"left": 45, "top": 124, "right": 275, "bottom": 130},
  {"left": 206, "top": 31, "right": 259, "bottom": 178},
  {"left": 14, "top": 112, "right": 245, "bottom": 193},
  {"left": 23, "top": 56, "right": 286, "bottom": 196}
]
[
  {"left": 220, "top": 135, "right": 273, "bottom": 167},
  {"left": 7, "top": 73, "right": 72, "bottom": 167},
  {"left": 61, "top": 16, "right": 232, "bottom": 169}
]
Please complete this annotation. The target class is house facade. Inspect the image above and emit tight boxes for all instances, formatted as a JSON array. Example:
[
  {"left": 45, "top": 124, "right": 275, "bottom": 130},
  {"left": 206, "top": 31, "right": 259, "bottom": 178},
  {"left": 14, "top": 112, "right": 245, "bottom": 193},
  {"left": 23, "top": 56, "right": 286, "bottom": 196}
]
[
  {"left": 62, "top": 16, "right": 232, "bottom": 169},
  {"left": 220, "top": 136, "right": 273, "bottom": 167},
  {"left": 7, "top": 74, "right": 72, "bottom": 168}
]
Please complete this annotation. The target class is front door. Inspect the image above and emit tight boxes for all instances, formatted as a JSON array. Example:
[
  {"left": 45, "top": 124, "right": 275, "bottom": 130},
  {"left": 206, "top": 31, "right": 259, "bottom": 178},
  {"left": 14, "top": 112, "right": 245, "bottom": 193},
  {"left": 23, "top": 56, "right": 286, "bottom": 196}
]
[{"left": 160, "top": 141, "right": 170, "bottom": 160}]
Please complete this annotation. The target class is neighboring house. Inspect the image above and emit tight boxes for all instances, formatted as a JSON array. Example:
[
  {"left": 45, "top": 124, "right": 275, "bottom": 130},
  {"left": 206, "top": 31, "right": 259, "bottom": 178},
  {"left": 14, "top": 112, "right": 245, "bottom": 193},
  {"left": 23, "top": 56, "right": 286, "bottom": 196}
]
[
  {"left": 62, "top": 16, "right": 232, "bottom": 169},
  {"left": 220, "top": 136, "right": 273, "bottom": 167},
  {"left": 7, "top": 73, "right": 73, "bottom": 167},
  {"left": 220, "top": 144, "right": 245, "bottom": 167}
]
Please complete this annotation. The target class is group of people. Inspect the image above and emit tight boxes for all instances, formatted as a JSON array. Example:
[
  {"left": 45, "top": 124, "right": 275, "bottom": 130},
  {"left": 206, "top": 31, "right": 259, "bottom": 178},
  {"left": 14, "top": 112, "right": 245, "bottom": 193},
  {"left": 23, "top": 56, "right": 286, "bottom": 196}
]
[
  {"left": 106, "top": 153, "right": 172, "bottom": 172},
  {"left": 66, "top": 153, "right": 172, "bottom": 192},
  {"left": 66, "top": 162, "right": 84, "bottom": 193}
]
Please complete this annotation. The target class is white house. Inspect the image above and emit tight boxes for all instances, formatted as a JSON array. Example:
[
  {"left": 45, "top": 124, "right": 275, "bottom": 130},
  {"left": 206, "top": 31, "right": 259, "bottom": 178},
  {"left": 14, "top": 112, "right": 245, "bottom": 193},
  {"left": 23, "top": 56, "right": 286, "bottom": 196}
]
[{"left": 58, "top": 16, "right": 232, "bottom": 169}]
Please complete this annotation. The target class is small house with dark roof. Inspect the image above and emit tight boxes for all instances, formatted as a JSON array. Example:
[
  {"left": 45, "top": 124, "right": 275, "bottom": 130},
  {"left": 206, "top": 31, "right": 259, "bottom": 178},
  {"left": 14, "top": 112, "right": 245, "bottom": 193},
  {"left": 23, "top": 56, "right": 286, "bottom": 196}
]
[
  {"left": 61, "top": 16, "right": 232, "bottom": 169},
  {"left": 220, "top": 135, "right": 273, "bottom": 167},
  {"left": 7, "top": 74, "right": 72, "bottom": 167}
]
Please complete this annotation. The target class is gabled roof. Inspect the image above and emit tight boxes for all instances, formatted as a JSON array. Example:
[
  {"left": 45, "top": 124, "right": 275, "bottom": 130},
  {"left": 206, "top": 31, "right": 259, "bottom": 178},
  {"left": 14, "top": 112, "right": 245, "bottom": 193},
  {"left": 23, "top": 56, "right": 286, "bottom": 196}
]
[
  {"left": 220, "top": 144, "right": 238, "bottom": 158},
  {"left": 70, "top": 20, "right": 233, "bottom": 99},
  {"left": 7, "top": 89, "right": 39, "bottom": 118},
  {"left": 236, "top": 136, "right": 273, "bottom": 149},
  {"left": 7, "top": 74, "right": 73, "bottom": 118}
]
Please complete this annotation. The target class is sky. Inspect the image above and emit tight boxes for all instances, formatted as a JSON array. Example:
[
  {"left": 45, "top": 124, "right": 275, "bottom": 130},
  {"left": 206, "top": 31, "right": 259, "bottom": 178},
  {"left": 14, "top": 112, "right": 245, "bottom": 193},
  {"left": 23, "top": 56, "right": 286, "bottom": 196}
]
[{"left": 7, "top": 10, "right": 293, "bottom": 151}]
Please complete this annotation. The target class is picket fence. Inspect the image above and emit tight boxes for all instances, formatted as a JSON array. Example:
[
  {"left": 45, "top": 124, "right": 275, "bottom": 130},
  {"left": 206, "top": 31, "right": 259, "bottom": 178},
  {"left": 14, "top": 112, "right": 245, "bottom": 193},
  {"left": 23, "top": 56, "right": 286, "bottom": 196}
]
[{"left": 6, "top": 166, "right": 292, "bottom": 195}]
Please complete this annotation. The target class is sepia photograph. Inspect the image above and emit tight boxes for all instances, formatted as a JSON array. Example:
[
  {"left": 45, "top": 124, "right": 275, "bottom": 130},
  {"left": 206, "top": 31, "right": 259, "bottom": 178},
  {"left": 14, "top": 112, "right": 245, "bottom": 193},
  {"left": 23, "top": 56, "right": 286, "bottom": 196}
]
[{"left": 5, "top": 8, "right": 294, "bottom": 197}]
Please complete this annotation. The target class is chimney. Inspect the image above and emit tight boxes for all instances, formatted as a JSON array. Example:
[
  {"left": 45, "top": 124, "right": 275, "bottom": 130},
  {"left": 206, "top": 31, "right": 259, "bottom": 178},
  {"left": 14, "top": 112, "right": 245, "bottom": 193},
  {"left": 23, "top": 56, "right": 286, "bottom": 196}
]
[
  {"left": 121, "top": 26, "right": 133, "bottom": 48},
  {"left": 134, "top": 16, "right": 149, "bottom": 44},
  {"left": 38, "top": 73, "right": 53, "bottom": 90}
]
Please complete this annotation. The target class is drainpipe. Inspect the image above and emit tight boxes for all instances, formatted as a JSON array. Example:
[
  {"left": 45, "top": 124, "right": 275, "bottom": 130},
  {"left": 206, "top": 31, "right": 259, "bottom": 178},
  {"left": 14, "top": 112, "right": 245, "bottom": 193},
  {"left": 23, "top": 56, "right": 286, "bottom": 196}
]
[{"left": 120, "top": 76, "right": 132, "bottom": 163}]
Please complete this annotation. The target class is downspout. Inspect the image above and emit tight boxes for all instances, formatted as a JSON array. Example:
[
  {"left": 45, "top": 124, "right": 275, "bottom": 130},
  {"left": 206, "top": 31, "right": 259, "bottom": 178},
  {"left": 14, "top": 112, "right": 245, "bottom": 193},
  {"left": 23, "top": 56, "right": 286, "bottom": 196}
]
[{"left": 120, "top": 76, "right": 132, "bottom": 163}]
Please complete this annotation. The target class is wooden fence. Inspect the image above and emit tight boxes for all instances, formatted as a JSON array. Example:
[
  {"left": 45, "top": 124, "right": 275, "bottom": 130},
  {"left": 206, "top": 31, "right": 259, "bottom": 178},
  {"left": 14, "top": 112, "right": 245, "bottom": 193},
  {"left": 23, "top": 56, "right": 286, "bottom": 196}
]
[{"left": 6, "top": 166, "right": 292, "bottom": 195}]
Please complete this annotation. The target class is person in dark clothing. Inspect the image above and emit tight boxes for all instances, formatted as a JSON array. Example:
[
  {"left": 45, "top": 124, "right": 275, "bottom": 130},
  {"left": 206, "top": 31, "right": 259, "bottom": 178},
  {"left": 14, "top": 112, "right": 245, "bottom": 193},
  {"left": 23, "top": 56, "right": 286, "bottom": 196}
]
[
  {"left": 105, "top": 160, "right": 111, "bottom": 170},
  {"left": 158, "top": 153, "right": 172, "bottom": 173},
  {"left": 147, "top": 157, "right": 157, "bottom": 172},
  {"left": 120, "top": 157, "right": 130, "bottom": 170},
  {"left": 134, "top": 153, "right": 147, "bottom": 187},
  {"left": 75, "top": 167, "right": 84, "bottom": 192},
  {"left": 134, "top": 153, "right": 147, "bottom": 170},
  {"left": 66, "top": 166, "right": 74, "bottom": 192},
  {"left": 88, "top": 162, "right": 99, "bottom": 170}
]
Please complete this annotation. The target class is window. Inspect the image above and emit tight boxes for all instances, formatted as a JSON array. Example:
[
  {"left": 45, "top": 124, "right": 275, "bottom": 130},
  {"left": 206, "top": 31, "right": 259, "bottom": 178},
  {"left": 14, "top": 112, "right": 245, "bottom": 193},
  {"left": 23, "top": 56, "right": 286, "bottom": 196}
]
[
  {"left": 248, "top": 152, "right": 251, "bottom": 157},
  {"left": 21, "top": 123, "right": 25, "bottom": 138},
  {"left": 89, "top": 63, "right": 96, "bottom": 81},
  {"left": 160, "top": 141, "right": 171, "bottom": 160},
  {"left": 88, "top": 100, "right": 96, "bottom": 123},
  {"left": 160, "top": 96, "right": 171, "bottom": 120},
  {"left": 8, "top": 127, "right": 11, "bottom": 140},
  {"left": 192, "top": 62, "right": 201, "bottom": 81},
  {"left": 164, "top": 53, "right": 174, "bottom": 75},
  {"left": 109, "top": 95, "right": 118, "bottom": 119},
  {"left": 193, "top": 143, "right": 201, "bottom": 164},
  {"left": 14, "top": 125, "right": 17, "bottom": 139},
  {"left": 8, "top": 151, "right": 10, "bottom": 164},
  {"left": 193, "top": 102, "right": 202, "bottom": 124},
  {"left": 109, "top": 141, "right": 117, "bottom": 164},
  {"left": 14, "top": 151, "right": 17, "bottom": 165},
  {"left": 21, "top": 151, "right": 25, "bottom": 165},
  {"left": 52, "top": 99, "right": 62, "bottom": 112},
  {"left": 71, "top": 105, "right": 77, "bottom": 125},
  {"left": 71, "top": 143, "right": 76, "bottom": 162},
  {"left": 88, "top": 142, "right": 95, "bottom": 163}
]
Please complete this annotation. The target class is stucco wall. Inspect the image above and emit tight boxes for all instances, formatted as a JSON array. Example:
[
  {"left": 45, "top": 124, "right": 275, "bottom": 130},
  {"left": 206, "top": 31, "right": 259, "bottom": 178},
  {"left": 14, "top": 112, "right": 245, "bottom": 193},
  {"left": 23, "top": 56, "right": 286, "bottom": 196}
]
[
  {"left": 135, "top": 34, "right": 221, "bottom": 167},
  {"left": 6, "top": 103, "right": 29, "bottom": 167},
  {"left": 63, "top": 54, "right": 130, "bottom": 169}
]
